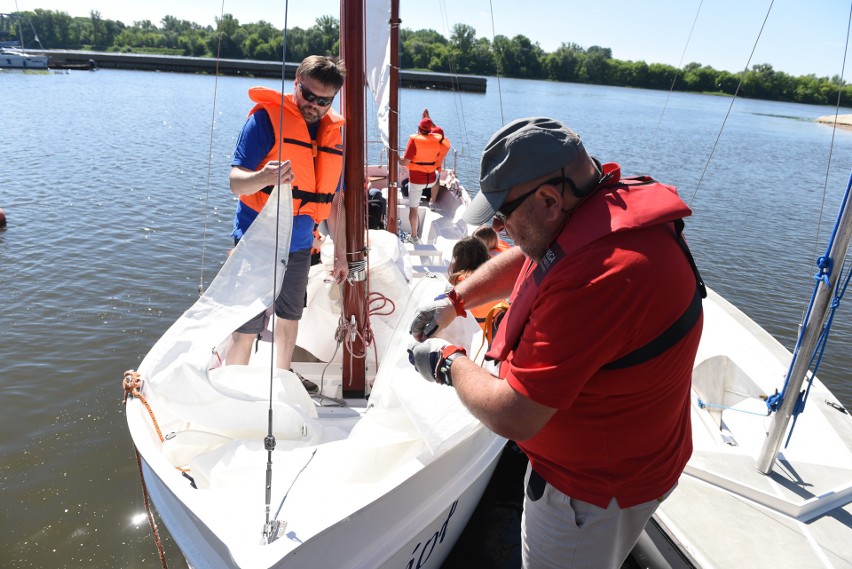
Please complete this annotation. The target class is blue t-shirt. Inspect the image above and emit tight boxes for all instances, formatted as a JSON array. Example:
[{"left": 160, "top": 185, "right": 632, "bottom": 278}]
[{"left": 230, "top": 109, "right": 323, "bottom": 251}]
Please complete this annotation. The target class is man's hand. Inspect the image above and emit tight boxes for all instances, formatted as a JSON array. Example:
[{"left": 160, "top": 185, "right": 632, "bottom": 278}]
[
  {"left": 408, "top": 338, "right": 449, "bottom": 382},
  {"left": 409, "top": 296, "right": 455, "bottom": 341},
  {"left": 330, "top": 255, "right": 348, "bottom": 284},
  {"left": 408, "top": 339, "right": 466, "bottom": 385},
  {"left": 409, "top": 290, "right": 466, "bottom": 341},
  {"left": 261, "top": 160, "right": 295, "bottom": 187}
]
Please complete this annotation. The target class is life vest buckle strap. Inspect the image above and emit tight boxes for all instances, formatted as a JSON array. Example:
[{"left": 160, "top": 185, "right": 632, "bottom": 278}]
[{"left": 292, "top": 188, "right": 335, "bottom": 204}]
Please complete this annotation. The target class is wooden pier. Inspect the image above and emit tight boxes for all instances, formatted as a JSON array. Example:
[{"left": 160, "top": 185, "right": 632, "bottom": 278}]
[{"left": 38, "top": 49, "right": 487, "bottom": 93}]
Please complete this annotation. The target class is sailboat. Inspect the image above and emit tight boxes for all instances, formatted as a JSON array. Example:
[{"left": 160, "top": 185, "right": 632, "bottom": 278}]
[
  {"left": 630, "top": 11, "right": 852, "bottom": 568},
  {"left": 124, "top": 1, "right": 505, "bottom": 567},
  {"left": 633, "top": 178, "right": 852, "bottom": 567},
  {"left": 0, "top": 13, "right": 47, "bottom": 70}
]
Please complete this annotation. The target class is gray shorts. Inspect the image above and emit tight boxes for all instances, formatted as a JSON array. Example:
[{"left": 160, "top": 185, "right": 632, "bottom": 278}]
[
  {"left": 520, "top": 463, "right": 673, "bottom": 569},
  {"left": 235, "top": 248, "right": 312, "bottom": 334}
]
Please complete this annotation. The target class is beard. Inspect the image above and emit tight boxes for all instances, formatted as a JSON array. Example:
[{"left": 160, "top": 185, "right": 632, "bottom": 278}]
[
  {"left": 509, "top": 219, "right": 549, "bottom": 262},
  {"left": 298, "top": 102, "right": 323, "bottom": 124},
  {"left": 509, "top": 208, "right": 567, "bottom": 263}
]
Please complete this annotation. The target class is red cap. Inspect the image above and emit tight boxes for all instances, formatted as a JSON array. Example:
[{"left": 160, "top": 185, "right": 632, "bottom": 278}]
[{"left": 418, "top": 117, "right": 435, "bottom": 133}]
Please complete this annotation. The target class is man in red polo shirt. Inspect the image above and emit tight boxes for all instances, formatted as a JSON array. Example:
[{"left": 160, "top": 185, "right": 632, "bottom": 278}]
[{"left": 409, "top": 117, "right": 704, "bottom": 568}]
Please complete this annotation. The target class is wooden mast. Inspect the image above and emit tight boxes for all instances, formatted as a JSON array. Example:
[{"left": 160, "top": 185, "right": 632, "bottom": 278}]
[
  {"left": 386, "top": 0, "right": 400, "bottom": 234},
  {"left": 340, "top": 0, "right": 367, "bottom": 396}
]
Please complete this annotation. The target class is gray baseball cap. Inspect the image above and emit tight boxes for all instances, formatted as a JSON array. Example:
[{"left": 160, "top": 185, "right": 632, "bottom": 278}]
[{"left": 464, "top": 117, "right": 586, "bottom": 225}]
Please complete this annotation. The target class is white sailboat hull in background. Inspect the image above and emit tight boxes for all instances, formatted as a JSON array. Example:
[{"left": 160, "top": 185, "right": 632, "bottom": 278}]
[
  {"left": 0, "top": 47, "right": 48, "bottom": 69},
  {"left": 634, "top": 288, "right": 852, "bottom": 568}
]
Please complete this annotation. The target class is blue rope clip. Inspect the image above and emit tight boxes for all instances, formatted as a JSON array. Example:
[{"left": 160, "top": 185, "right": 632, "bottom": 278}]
[
  {"left": 814, "top": 255, "right": 832, "bottom": 286},
  {"left": 764, "top": 390, "right": 782, "bottom": 413}
]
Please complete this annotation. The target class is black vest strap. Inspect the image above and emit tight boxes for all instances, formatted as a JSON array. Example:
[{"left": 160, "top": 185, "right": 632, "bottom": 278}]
[
  {"left": 292, "top": 187, "right": 335, "bottom": 204},
  {"left": 602, "top": 219, "right": 705, "bottom": 370}
]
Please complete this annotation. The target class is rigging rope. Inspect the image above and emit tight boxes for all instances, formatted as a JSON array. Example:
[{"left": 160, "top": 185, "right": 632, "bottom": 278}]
[
  {"left": 133, "top": 446, "right": 169, "bottom": 569},
  {"left": 646, "top": 0, "right": 704, "bottom": 163},
  {"left": 430, "top": 0, "right": 475, "bottom": 189},
  {"left": 768, "top": 171, "right": 852, "bottom": 446},
  {"left": 197, "top": 0, "right": 228, "bottom": 297},
  {"left": 762, "top": 5, "right": 852, "bottom": 447},
  {"left": 488, "top": 0, "right": 505, "bottom": 128},
  {"left": 262, "top": 0, "right": 293, "bottom": 544},
  {"left": 687, "top": 0, "right": 776, "bottom": 207},
  {"left": 813, "top": 2, "right": 852, "bottom": 262}
]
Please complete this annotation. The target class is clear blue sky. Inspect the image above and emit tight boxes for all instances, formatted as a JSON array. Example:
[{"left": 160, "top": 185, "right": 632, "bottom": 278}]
[{"left": 17, "top": 0, "right": 852, "bottom": 78}]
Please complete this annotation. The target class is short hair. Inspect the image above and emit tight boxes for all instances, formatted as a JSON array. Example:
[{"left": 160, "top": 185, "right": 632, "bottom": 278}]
[
  {"left": 297, "top": 55, "right": 346, "bottom": 91},
  {"left": 449, "top": 236, "right": 490, "bottom": 284},
  {"left": 472, "top": 225, "right": 498, "bottom": 250}
]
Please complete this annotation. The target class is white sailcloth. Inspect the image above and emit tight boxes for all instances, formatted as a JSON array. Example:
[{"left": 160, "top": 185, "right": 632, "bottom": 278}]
[{"left": 365, "top": 0, "right": 391, "bottom": 147}]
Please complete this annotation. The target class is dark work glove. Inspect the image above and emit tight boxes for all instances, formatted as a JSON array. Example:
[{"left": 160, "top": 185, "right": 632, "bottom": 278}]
[
  {"left": 409, "top": 290, "right": 466, "bottom": 342},
  {"left": 408, "top": 339, "right": 465, "bottom": 386}
]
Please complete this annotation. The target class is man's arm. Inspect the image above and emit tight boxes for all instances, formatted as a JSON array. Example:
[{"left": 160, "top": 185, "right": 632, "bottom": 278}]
[
  {"left": 229, "top": 161, "right": 295, "bottom": 196},
  {"left": 454, "top": 245, "right": 525, "bottom": 307},
  {"left": 409, "top": 243, "right": 525, "bottom": 341},
  {"left": 326, "top": 191, "right": 348, "bottom": 284},
  {"left": 450, "top": 356, "right": 556, "bottom": 441}
]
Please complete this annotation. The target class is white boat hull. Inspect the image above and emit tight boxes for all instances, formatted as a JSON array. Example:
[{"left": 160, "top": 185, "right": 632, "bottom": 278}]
[
  {"left": 126, "top": 175, "right": 507, "bottom": 568},
  {"left": 132, "top": 416, "right": 503, "bottom": 569},
  {"left": 0, "top": 49, "right": 48, "bottom": 70}
]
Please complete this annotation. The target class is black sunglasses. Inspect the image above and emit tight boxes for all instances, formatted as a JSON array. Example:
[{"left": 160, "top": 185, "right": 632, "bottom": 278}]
[
  {"left": 493, "top": 176, "right": 577, "bottom": 224},
  {"left": 298, "top": 81, "right": 335, "bottom": 107}
]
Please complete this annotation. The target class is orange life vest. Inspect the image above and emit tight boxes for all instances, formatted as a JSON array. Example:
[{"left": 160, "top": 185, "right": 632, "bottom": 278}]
[
  {"left": 486, "top": 163, "right": 696, "bottom": 365},
  {"left": 434, "top": 136, "right": 451, "bottom": 171},
  {"left": 406, "top": 133, "right": 443, "bottom": 174},
  {"left": 240, "top": 87, "right": 345, "bottom": 223}
]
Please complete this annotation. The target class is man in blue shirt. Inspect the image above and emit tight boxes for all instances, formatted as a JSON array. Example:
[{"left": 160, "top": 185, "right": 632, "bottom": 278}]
[{"left": 226, "top": 55, "right": 347, "bottom": 392}]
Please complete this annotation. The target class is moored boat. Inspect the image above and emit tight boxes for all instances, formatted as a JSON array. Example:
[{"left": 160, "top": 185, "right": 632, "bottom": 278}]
[
  {"left": 0, "top": 13, "right": 47, "bottom": 70},
  {"left": 124, "top": 1, "right": 505, "bottom": 567}
]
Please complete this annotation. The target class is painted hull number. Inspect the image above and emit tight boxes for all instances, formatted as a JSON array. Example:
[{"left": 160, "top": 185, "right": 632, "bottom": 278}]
[{"left": 405, "top": 500, "right": 458, "bottom": 569}]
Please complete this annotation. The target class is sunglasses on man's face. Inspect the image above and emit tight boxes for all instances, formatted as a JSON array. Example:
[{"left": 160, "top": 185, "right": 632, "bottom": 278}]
[
  {"left": 298, "top": 81, "right": 335, "bottom": 107},
  {"left": 492, "top": 176, "right": 577, "bottom": 224}
]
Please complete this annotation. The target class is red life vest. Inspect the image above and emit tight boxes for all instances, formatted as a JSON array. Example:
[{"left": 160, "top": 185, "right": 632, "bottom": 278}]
[
  {"left": 241, "top": 87, "right": 345, "bottom": 223},
  {"left": 486, "top": 163, "right": 694, "bottom": 365}
]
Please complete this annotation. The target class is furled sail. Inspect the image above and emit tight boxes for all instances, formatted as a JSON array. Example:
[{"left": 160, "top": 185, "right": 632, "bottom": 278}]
[{"left": 365, "top": 0, "right": 391, "bottom": 146}]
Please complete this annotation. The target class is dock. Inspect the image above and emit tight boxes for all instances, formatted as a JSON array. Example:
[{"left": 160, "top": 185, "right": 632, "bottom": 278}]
[{"left": 37, "top": 49, "right": 487, "bottom": 93}]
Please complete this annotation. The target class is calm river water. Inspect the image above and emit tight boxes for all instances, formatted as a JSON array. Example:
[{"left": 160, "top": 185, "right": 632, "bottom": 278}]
[{"left": 1, "top": 69, "right": 850, "bottom": 568}]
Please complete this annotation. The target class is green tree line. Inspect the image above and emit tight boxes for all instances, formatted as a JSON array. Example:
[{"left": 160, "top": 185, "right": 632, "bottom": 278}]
[{"left": 14, "top": 9, "right": 852, "bottom": 106}]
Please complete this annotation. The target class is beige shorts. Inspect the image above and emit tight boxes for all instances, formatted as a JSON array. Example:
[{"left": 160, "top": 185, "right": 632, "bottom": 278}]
[{"left": 407, "top": 182, "right": 432, "bottom": 207}]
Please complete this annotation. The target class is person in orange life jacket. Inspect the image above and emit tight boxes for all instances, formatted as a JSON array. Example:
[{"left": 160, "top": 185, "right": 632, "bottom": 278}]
[
  {"left": 472, "top": 224, "right": 511, "bottom": 256},
  {"left": 408, "top": 117, "right": 704, "bottom": 568},
  {"left": 447, "top": 237, "right": 492, "bottom": 331},
  {"left": 399, "top": 109, "right": 443, "bottom": 241},
  {"left": 226, "top": 55, "right": 348, "bottom": 390}
]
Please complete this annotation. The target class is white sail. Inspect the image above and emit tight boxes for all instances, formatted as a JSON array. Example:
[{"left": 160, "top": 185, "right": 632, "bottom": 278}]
[{"left": 365, "top": 0, "right": 392, "bottom": 146}]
